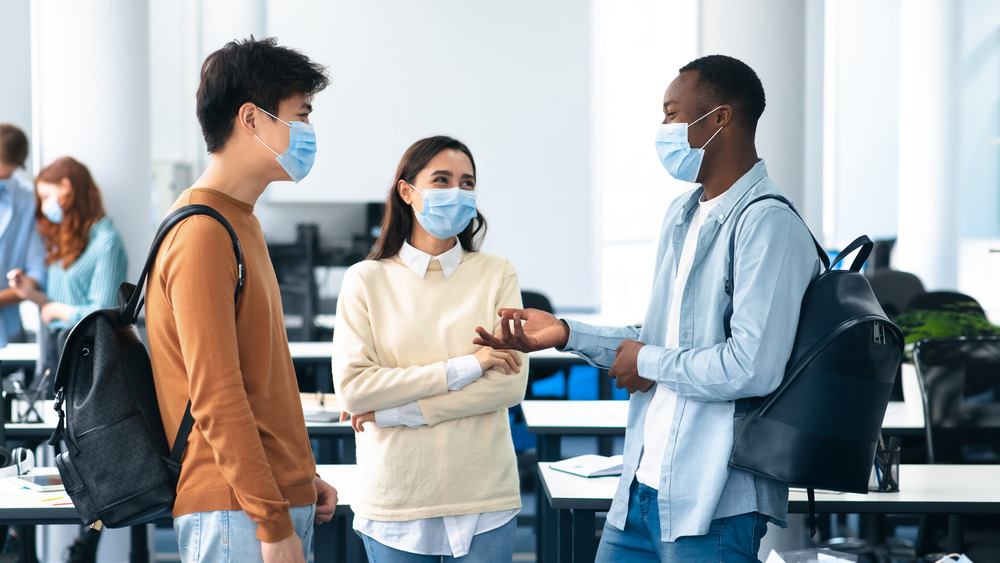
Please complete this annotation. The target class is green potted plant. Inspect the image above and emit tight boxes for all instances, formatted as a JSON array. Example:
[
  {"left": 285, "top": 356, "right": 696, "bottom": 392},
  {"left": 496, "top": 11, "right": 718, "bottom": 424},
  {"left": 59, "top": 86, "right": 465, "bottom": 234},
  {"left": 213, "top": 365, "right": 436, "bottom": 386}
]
[{"left": 893, "top": 301, "right": 1000, "bottom": 360}]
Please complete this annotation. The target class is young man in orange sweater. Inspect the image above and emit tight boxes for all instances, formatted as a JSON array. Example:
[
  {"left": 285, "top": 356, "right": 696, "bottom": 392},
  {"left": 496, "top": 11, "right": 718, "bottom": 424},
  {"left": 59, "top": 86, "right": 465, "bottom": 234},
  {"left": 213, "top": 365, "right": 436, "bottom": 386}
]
[{"left": 145, "top": 37, "right": 335, "bottom": 563}]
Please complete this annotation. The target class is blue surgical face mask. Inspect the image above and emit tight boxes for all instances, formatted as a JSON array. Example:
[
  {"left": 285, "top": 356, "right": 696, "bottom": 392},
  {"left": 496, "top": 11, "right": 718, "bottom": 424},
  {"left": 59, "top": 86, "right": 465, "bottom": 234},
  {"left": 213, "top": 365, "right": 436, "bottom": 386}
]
[
  {"left": 410, "top": 184, "right": 478, "bottom": 240},
  {"left": 254, "top": 107, "right": 317, "bottom": 183},
  {"left": 654, "top": 105, "right": 724, "bottom": 183},
  {"left": 42, "top": 197, "right": 63, "bottom": 224}
]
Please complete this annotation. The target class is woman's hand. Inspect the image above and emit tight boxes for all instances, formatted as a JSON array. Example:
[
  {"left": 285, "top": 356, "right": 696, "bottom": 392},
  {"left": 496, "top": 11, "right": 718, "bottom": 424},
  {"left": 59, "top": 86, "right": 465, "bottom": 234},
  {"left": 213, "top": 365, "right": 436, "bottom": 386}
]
[
  {"left": 41, "top": 302, "right": 73, "bottom": 324},
  {"left": 343, "top": 411, "right": 376, "bottom": 433},
  {"left": 473, "top": 346, "right": 522, "bottom": 375},
  {"left": 474, "top": 308, "right": 570, "bottom": 352}
]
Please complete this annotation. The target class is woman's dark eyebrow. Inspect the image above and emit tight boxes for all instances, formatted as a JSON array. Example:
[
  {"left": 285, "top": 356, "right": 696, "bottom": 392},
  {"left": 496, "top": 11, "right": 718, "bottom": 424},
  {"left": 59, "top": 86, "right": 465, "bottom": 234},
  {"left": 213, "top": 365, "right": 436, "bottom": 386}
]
[{"left": 429, "top": 170, "right": 453, "bottom": 177}]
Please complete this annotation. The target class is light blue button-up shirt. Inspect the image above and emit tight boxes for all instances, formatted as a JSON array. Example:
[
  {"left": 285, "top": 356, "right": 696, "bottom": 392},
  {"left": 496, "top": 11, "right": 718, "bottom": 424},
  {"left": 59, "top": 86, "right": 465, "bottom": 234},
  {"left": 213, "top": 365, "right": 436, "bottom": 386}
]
[
  {"left": 45, "top": 216, "right": 128, "bottom": 329},
  {"left": 563, "top": 160, "right": 820, "bottom": 542},
  {"left": 0, "top": 174, "right": 47, "bottom": 347}
]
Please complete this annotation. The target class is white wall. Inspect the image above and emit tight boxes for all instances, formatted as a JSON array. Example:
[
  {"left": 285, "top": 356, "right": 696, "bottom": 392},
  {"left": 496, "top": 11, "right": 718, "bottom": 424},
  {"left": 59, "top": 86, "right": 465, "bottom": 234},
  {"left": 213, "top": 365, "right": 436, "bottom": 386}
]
[
  {"left": 591, "top": 0, "right": 698, "bottom": 323},
  {"left": 261, "top": 0, "right": 596, "bottom": 309},
  {"left": 824, "top": 0, "right": 902, "bottom": 248}
]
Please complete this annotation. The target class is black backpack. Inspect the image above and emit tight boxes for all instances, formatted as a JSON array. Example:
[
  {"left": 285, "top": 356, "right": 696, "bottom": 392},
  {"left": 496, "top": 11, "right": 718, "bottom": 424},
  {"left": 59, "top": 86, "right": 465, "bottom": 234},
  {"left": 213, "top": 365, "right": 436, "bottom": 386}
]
[
  {"left": 49, "top": 204, "right": 244, "bottom": 528},
  {"left": 722, "top": 195, "right": 904, "bottom": 529}
]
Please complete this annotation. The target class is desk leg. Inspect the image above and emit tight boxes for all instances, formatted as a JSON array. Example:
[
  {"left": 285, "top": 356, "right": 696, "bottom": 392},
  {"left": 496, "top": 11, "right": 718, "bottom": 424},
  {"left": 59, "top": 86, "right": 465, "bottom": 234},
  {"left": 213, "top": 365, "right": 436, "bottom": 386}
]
[
  {"left": 572, "top": 509, "right": 596, "bottom": 563},
  {"left": 20, "top": 525, "right": 38, "bottom": 563},
  {"left": 557, "top": 508, "right": 572, "bottom": 563},
  {"left": 129, "top": 525, "right": 149, "bottom": 563},
  {"left": 314, "top": 517, "right": 340, "bottom": 562},
  {"left": 537, "top": 435, "right": 561, "bottom": 563},
  {"left": 597, "top": 368, "right": 612, "bottom": 401},
  {"left": 946, "top": 514, "right": 962, "bottom": 554}
]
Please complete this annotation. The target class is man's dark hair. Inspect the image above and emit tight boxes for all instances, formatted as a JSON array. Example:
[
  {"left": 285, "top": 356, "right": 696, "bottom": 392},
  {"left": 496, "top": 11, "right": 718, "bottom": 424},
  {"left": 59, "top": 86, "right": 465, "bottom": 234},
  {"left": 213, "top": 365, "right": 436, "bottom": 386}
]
[
  {"left": 0, "top": 123, "right": 29, "bottom": 168},
  {"left": 679, "top": 55, "right": 765, "bottom": 133},
  {"left": 196, "top": 37, "right": 330, "bottom": 153}
]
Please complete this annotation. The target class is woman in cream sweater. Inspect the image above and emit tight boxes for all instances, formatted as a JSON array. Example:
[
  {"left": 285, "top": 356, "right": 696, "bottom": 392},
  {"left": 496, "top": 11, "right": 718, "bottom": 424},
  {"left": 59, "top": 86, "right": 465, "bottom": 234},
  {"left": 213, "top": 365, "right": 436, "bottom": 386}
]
[{"left": 333, "top": 136, "right": 529, "bottom": 562}]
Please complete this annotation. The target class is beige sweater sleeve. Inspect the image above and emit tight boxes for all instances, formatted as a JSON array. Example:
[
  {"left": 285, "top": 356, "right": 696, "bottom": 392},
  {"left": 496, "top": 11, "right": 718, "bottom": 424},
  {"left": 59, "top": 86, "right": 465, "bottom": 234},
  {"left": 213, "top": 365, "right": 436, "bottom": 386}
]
[
  {"left": 417, "top": 261, "right": 529, "bottom": 426},
  {"left": 332, "top": 265, "right": 450, "bottom": 414}
]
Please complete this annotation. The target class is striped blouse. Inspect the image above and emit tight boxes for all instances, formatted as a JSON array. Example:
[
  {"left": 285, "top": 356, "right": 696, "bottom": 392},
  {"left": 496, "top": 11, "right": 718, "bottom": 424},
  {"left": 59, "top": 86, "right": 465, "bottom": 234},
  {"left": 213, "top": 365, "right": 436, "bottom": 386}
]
[{"left": 45, "top": 216, "right": 128, "bottom": 329}]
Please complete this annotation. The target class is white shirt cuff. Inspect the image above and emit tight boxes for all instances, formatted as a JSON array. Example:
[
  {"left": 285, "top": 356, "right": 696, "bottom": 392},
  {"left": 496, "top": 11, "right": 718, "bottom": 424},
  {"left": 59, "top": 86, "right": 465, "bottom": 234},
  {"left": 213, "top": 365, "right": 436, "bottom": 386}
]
[
  {"left": 446, "top": 355, "right": 484, "bottom": 391},
  {"left": 374, "top": 402, "right": 427, "bottom": 428}
]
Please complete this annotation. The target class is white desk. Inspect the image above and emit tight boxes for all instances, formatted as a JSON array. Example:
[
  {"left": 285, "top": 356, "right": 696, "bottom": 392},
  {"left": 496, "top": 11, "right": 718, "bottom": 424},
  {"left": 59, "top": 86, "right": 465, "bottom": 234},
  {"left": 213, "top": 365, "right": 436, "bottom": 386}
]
[
  {"left": 538, "top": 463, "right": 1000, "bottom": 563},
  {"left": 0, "top": 465, "right": 361, "bottom": 562},
  {"left": 523, "top": 364, "right": 925, "bottom": 446}
]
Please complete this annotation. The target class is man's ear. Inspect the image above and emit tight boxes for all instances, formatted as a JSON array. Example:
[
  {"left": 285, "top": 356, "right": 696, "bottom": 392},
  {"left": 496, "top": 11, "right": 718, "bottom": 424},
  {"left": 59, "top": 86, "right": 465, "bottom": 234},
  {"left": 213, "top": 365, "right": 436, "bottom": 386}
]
[
  {"left": 715, "top": 105, "right": 734, "bottom": 127},
  {"left": 236, "top": 102, "right": 259, "bottom": 136}
]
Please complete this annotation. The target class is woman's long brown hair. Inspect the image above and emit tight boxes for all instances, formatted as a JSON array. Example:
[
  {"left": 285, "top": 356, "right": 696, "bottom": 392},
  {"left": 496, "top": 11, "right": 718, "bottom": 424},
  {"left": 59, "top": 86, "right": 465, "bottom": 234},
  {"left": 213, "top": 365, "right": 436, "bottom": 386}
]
[
  {"left": 35, "top": 156, "right": 106, "bottom": 268},
  {"left": 368, "top": 136, "right": 487, "bottom": 260}
]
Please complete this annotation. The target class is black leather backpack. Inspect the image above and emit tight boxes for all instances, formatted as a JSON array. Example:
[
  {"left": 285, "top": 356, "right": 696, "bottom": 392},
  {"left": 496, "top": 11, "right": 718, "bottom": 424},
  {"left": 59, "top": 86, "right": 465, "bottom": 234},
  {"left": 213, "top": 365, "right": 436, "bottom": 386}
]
[{"left": 49, "top": 205, "right": 244, "bottom": 528}]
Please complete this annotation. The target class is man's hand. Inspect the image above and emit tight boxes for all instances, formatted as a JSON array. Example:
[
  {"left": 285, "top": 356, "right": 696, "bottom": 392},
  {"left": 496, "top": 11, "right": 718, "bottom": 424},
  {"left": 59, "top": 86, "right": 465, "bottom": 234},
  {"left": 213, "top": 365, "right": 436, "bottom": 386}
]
[
  {"left": 260, "top": 532, "right": 305, "bottom": 563},
  {"left": 609, "top": 339, "right": 654, "bottom": 394},
  {"left": 314, "top": 476, "right": 338, "bottom": 524},
  {"left": 473, "top": 308, "right": 570, "bottom": 352}
]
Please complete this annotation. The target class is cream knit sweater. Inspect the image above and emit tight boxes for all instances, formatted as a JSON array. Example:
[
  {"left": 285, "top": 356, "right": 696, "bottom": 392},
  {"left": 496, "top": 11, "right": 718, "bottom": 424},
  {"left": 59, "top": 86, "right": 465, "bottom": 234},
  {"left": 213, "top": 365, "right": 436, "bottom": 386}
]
[{"left": 332, "top": 251, "right": 528, "bottom": 521}]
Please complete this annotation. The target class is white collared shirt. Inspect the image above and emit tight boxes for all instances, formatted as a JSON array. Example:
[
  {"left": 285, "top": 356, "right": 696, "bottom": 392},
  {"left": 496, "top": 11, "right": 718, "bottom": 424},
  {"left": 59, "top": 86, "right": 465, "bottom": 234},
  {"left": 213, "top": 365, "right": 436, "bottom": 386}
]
[
  {"left": 355, "top": 240, "right": 519, "bottom": 556},
  {"left": 397, "top": 239, "right": 464, "bottom": 279}
]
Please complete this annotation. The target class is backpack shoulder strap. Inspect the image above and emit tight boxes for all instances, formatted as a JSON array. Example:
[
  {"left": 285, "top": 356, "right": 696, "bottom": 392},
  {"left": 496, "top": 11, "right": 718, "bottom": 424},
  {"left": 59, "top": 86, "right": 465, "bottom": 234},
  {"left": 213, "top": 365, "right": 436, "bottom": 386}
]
[
  {"left": 121, "top": 204, "right": 245, "bottom": 323},
  {"left": 126, "top": 204, "right": 245, "bottom": 476},
  {"left": 722, "top": 194, "right": 828, "bottom": 339}
]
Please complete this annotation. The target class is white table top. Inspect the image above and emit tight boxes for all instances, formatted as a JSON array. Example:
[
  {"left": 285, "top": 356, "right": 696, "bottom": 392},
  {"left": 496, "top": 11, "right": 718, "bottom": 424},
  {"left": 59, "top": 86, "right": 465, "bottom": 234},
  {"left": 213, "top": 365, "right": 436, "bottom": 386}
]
[
  {"left": 0, "top": 465, "right": 359, "bottom": 523},
  {"left": 522, "top": 364, "right": 925, "bottom": 434},
  {"left": 538, "top": 462, "right": 1000, "bottom": 515}
]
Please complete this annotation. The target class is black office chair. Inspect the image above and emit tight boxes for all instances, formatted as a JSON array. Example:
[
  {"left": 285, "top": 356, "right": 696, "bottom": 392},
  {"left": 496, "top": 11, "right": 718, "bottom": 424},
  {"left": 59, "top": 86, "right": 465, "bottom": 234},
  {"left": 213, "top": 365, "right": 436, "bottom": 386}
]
[
  {"left": 868, "top": 270, "right": 925, "bottom": 320},
  {"left": 913, "top": 336, "right": 1000, "bottom": 464},
  {"left": 912, "top": 336, "right": 1000, "bottom": 558}
]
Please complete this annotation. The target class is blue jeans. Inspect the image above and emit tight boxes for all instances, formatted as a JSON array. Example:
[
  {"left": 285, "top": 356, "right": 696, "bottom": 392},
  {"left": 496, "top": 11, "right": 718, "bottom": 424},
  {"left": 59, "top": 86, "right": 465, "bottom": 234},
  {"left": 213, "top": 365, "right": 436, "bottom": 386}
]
[
  {"left": 358, "top": 517, "right": 517, "bottom": 562},
  {"left": 595, "top": 480, "right": 768, "bottom": 562},
  {"left": 173, "top": 504, "right": 315, "bottom": 563}
]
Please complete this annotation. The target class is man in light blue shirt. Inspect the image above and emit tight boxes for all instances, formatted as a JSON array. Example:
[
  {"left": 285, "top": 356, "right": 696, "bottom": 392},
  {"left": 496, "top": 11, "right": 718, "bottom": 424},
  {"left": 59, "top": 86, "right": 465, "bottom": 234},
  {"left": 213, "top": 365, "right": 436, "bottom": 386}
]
[
  {"left": 476, "top": 55, "right": 820, "bottom": 561},
  {"left": 0, "top": 123, "right": 46, "bottom": 350}
]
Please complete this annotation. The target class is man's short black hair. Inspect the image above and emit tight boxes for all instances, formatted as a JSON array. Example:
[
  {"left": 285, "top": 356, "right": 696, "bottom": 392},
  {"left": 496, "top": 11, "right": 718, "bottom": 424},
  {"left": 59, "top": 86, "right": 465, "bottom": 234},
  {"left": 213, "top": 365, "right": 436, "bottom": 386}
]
[
  {"left": 197, "top": 36, "right": 330, "bottom": 153},
  {"left": 0, "top": 123, "right": 29, "bottom": 168},
  {"left": 679, "top": 55, "right": 765, "bottom": 133}
]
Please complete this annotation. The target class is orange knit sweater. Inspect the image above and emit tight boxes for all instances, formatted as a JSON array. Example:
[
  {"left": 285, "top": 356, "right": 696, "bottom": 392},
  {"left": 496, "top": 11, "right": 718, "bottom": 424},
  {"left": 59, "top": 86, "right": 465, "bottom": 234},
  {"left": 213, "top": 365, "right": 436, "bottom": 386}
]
[{"left": 146, "top": 188, "right": 316, "bottom": 542}]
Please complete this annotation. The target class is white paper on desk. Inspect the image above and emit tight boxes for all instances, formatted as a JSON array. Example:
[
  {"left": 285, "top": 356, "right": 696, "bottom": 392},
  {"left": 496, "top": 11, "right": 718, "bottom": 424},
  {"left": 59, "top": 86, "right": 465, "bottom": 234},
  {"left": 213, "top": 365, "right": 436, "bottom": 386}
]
[{"left": 550, "top": 454, "right": 623, "bottom": 478}]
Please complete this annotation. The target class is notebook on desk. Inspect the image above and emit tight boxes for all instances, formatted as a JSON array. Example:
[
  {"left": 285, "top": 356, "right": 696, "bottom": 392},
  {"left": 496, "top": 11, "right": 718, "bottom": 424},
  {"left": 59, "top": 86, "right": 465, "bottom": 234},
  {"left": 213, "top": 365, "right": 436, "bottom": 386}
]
[
  {"left": 303, "top": 410, "right": 342, "bottom": 423},
  {"left": 550, "top": 454, "right": 623, "bottom": 478}
]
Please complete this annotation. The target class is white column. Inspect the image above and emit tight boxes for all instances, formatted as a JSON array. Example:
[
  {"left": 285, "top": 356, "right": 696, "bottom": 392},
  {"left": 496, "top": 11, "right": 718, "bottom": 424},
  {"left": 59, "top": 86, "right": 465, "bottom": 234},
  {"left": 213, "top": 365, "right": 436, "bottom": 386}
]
[
  {"left": 699, "top": 0, "right": 809, "bottom": 214},
  {"left": 201, "top": 0, "right": 266, "bottom": 60},
  {"left": 33, "top": 0, "right": 151, "bottom": 282},
  {"left": 0, "top": 0, "right": 33, "bottom": 174},
  {"left": 895, "top": 0, "right": 960, "bottom": 291}
]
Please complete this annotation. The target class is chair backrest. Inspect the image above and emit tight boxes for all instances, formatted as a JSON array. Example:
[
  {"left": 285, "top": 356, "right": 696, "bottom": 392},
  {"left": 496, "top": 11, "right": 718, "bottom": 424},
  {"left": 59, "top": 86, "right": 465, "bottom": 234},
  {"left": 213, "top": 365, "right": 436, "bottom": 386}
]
[
  {"left": 521, "top": 290, "right": 554, "bottom": 314},
  {"left": 867, "top": 270, "right": 925, "bottom": 319},
  {"left": 913, "top": 336, "right": 1000, "bottom": 464},
  {"left": 906, "top": 291, "right": 985, "bottom": 317}
]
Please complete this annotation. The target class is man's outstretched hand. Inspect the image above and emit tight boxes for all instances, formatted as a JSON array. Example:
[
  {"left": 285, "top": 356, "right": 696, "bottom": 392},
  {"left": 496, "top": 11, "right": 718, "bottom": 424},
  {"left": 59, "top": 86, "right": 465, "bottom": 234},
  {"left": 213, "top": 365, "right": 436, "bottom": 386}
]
[{"left": 473, "top": 308, "right": 570, "bottom": 353}]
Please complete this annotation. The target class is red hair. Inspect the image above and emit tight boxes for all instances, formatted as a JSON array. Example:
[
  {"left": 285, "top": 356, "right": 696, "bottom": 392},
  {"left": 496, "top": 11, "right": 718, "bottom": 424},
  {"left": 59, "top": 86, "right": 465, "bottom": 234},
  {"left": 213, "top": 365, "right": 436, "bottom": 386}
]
[{"left": 35, "top": 156, "right": 106, "bottom": 268}]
